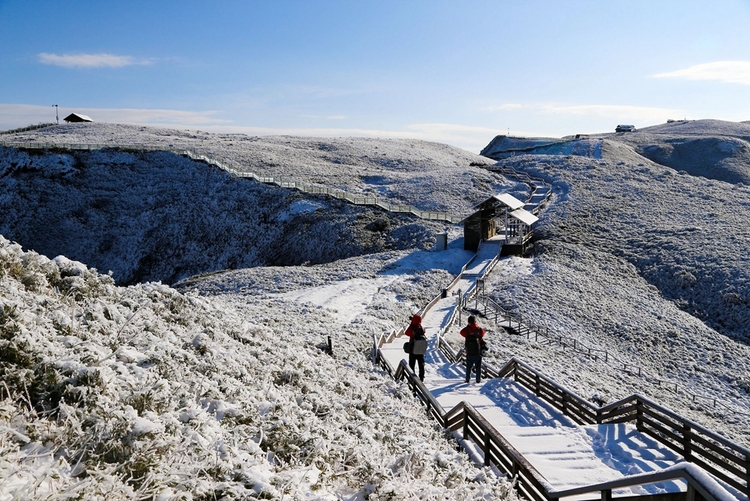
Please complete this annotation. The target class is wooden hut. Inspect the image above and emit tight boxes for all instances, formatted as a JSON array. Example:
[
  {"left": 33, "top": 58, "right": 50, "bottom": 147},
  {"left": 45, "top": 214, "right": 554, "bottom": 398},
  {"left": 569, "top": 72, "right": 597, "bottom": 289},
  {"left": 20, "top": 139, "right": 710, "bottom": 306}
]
[
  {"left": 463, "top": 194, "right": 539, "bottom": 255},
  {"left": 63, "top": 113, "right": 93, "bottom": 123}
]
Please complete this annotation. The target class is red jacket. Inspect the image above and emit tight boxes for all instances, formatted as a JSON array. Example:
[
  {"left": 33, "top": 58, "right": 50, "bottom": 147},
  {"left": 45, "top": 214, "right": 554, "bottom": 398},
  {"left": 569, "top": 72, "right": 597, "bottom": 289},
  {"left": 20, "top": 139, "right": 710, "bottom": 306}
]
[
  {"left": 461, "top": 322, "right": 485, "bottom": 357},
  {"left": 405, "top": 314, "right": 423, "bottom": 338},
  {"left": 460, "top": 323, "right": 485, "bottom": 339}
]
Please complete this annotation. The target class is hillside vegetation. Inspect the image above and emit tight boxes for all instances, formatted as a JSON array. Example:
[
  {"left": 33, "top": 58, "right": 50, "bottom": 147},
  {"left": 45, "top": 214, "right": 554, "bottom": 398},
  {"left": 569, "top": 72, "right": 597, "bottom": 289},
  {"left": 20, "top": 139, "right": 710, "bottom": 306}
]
[{"left": 2, "top": 120, "right": 750, "bottom": 498}]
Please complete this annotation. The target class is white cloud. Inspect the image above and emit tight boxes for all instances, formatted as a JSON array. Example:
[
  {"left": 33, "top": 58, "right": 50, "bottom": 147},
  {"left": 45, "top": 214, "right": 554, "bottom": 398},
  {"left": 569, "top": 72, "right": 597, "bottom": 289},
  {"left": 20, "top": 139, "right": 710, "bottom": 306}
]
[
  {"left": 537, "top": 103, "right": 682, "bottom": 122},
  {"left": 91, "top": 108, "right": 228, "bottom": 125},
  {"left": 484, "top": 103, "right": 523, "bottom": 111},
  {"left": 486, "top": 102, "right": 682, "bottom": 123},
  {"left": 300, "top": 115, "right": 348, "bottom": 120},
  {"left": 38, "top": 53, "right": 152, "bottom": 68},
  {"left": 653, "top": 61, "right": 750, "bottom": 85}
]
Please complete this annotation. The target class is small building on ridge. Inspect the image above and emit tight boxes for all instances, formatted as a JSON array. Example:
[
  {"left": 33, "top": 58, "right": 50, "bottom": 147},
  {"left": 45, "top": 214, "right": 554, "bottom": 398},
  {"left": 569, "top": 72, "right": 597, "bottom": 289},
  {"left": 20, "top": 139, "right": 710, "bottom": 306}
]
[{"left": 63, "top": 113, "right": 94, "bottom": 123}]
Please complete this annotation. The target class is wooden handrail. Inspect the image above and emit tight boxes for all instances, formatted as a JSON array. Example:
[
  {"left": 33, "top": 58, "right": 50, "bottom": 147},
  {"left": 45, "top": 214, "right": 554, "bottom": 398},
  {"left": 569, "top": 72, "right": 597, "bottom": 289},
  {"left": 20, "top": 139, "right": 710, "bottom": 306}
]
[
  {"left": 414, "top": 345, "right": 734, "bottom": 501},
  {"left": 429, "top": 344, "right": 750, "bottom": 498},
  {"left": 393, "top": 360, "right": 445, "bottom": 424},
  {"left": 546, "top": 464, "right": 726, "bottom": 501},
  {"left": 497, "top": 357, "right": 749, "bottom": 497},
  {"left": 597, "top": 394, "right": 750, "bottom": 495}
]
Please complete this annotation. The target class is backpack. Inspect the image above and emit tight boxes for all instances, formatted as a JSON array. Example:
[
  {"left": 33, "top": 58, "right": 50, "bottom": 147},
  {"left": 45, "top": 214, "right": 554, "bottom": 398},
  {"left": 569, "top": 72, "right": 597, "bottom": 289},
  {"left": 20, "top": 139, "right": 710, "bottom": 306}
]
[
  {"left": 465, "top": 327, "right": 483, "bottom": 357},
  {"left": 410, "top": 324, "right": 428, "bottom": 356}
]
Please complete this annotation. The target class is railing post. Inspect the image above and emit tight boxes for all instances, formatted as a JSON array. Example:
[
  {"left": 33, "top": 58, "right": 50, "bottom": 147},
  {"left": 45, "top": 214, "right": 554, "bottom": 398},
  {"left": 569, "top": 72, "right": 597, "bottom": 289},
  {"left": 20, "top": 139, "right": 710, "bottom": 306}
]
[
  {"left": 686, "top": 483, "right": 696, "bottom": 501},
  {"left": 683, "top": 422, "right": 692, "bottom": 462},
  {"left": 484, "top": 429, "right": 492, "bottom": 467},
  {"left": 601, "top": 488, "right": 612, "bottom": 501},
  {"left": 462, "top": 409, "right": 469, "bottom": 441},
  {"left": 636, "top": 399, "right": 644, "bottom": 432}
]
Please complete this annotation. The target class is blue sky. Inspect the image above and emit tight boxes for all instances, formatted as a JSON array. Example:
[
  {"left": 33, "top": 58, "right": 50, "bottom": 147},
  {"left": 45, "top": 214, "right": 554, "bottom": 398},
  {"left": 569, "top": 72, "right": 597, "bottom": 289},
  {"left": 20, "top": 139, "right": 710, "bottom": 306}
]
[{"left": 2, "top": 0, "right": 750, "bottom": 152}]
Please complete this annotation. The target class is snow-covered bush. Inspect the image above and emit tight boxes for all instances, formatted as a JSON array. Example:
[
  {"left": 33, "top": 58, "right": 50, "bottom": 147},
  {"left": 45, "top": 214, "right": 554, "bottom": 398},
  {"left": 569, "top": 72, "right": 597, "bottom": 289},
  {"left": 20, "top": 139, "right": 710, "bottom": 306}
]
[{"left": 0, "top": 236, "right": 514, "bottom": 499}]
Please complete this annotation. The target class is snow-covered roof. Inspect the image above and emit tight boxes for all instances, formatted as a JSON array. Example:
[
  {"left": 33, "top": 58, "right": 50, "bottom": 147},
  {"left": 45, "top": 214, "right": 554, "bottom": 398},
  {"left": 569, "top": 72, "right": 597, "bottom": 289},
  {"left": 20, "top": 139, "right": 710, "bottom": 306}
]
[
  {"left": 63, "top": 113, "right": 93, "bottom": 123},
  {"left": 510, "top": 208, "right": 538, "bottom": 226},
  {"left": 472, "top": 193, "right": 525, "bottom": 210}
]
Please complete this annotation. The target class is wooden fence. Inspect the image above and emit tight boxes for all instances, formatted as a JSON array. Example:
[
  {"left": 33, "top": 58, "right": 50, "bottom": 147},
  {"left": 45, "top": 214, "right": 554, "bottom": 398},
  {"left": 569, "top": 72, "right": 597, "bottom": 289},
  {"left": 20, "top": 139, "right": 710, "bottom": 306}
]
[{"left": 372, "top": 337, "right": 737, "bottom": 500}]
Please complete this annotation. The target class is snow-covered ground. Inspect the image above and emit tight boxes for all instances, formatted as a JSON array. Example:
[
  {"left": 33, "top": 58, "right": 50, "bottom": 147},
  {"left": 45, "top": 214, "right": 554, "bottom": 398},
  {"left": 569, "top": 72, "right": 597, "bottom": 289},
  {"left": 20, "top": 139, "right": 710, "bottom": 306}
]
[{"left": 2, "top": 120, "right": 750, "bottom": 498}]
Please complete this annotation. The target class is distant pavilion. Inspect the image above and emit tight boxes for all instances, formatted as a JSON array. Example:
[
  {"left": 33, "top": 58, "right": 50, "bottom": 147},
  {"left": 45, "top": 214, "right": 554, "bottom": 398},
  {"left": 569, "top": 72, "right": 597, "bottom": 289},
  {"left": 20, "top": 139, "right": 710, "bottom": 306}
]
[{"left": 462, "top": 194, "right": 538, "bottom": 255}]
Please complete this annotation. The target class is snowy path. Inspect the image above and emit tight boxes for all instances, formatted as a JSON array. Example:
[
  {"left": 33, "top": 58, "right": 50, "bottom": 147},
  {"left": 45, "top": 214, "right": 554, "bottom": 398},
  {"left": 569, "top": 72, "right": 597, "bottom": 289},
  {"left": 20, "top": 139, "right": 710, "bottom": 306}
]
[
  {"left": 380, "top": 327, "right": 690, "bottom": 496},
  {"left": 376, "top": 241, "right": 695, "bottom": 497}
]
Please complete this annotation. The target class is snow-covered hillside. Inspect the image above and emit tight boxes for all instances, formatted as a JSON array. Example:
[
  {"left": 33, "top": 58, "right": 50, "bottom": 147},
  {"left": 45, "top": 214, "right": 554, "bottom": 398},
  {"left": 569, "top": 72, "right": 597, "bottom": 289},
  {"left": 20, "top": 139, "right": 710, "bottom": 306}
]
[
  {"left": 0, "top": 124, "right": 526, "bottom": 285},
  {"left": 0, "top": 236, "right": 513, "bottom": 500},
  {"left": 2, "top": 120, "right": 750, "bottom": 498}
]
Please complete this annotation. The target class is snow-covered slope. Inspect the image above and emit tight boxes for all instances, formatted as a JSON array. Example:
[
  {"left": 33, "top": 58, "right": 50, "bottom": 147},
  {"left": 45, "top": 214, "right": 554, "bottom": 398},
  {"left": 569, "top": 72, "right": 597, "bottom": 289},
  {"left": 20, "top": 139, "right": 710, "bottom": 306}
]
[
  {"left": 3, "top": 120, "right": 750, "bottom": 498},
  {"left": 0, "top": 236, "right": 513, "bottom": 500},
  {"left": 467, "top": 121, "right": 750, "bottom": 447},
  {"left": 0, "top": 124, "right": 527, "bottom": 285},
  {"left": 0, "top": 147, "right": 447, "bottom": 285}
]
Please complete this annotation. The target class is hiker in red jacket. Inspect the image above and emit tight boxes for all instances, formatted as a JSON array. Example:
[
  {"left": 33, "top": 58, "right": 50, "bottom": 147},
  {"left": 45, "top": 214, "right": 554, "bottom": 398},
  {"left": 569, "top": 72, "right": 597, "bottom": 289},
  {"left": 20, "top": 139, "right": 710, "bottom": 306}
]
[
  {"left": 460, "top": 315, "right": 486, "bottom": 383},
  {"left": 405, "top": 314, "right": 427, "bottom": 382}
]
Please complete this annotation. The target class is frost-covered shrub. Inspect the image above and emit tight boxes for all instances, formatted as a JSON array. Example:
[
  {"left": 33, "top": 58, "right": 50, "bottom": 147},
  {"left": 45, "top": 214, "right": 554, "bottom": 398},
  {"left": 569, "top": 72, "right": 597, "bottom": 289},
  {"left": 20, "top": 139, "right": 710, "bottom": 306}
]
[{"left": 0, "top": 236, "right": 512, "bottom": 500}]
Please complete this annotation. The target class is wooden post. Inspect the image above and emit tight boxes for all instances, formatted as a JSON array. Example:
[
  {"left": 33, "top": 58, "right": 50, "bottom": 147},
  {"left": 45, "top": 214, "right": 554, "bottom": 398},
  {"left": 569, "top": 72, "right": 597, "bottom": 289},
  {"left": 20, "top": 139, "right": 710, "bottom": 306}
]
[
  {"left": 636, "top": 400, "right": 644, "bottom": 432},
  {"left": 683, "top": 422, "right": 692, "bottom": 461},
  {"left": 686, "top": 483, "right": 696, "bottom": 501},
  {"left": 463, "top": 410, "right": 469, "bottom": 442},
  {"left": 484, "top": 429, "right": 492, "bottom": 466},
  {"left": 457, "top": 288, "right": 462, "bottom": 325},
  {"left": 601, "top": 489, "right": 612, "bottom": 501}
]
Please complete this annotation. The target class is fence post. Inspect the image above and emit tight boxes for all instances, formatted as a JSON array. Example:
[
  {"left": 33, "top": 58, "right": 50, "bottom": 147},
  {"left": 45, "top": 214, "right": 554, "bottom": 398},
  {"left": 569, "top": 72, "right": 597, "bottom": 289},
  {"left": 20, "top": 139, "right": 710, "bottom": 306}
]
[
  {"left": 462, "top": 409, "right": 469, "bottom": 442},
  {"left": 686, "top": 483, "right": 696, "bottom": 501},
  {"left": 484, "top": 428, "right": 492, "bottom": 467},
  {"left": 636, "top": 399, "right": 644, "bottom": 432},
  {"left": 683, "top": 422, "right": 692, "bottom": 462}
]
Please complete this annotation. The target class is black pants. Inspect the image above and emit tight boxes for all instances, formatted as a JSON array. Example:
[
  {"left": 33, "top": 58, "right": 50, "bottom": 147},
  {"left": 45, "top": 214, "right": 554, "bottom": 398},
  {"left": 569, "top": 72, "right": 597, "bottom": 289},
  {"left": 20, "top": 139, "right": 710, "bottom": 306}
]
[{"left": 409, "top": 353, "right": 425, "bottom": 381}]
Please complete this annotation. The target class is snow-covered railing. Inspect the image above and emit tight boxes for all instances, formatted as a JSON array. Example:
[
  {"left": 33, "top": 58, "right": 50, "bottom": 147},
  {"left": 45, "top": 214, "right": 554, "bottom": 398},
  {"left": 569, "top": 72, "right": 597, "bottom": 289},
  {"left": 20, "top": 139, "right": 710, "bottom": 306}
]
[
  {"left": 378, "top": 346, "right": 730, "bottom": 501},
  {"left": 468, "top": 289, "right": 750, "bottom": 419},
  {"left": 371, "top": 329, "right": 401, "bottom": 377},
  {"left": 494, "top": 358, "right": 750, "bottom": 498},
  {"left": 392, "top": 360, "right": 445, "bottom": 424},
  {"left": 484, "top": 164, "right": 552, "bottom": 216},
  {"left": 546, "top": 464, "right": 733, "bottom": 501},
  {"left": 377, "top": 331, "right": 744, "bottom": 498},
  {"left": 599, "top": 394, "right": 750, "bottom": 497}
]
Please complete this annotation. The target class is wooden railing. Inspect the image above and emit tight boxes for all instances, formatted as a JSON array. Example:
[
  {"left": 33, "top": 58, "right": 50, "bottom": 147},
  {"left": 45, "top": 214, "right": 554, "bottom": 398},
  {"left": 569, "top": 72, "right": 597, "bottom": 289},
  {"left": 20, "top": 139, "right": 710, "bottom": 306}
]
[
  {"left": 372, "top": 341, "right": 734, "bottom": 500},
  {"left": 599, "top": 395, "right": 750, "bottom": 497},
  {"left": 468, "top": 290, "right": 750, "bottom": 418},
  {"left": 393, "top": 360, "right": 445, "bottom": 424},
  {"left": 497, "top": 357, "right": 750, "bottom": 498}
]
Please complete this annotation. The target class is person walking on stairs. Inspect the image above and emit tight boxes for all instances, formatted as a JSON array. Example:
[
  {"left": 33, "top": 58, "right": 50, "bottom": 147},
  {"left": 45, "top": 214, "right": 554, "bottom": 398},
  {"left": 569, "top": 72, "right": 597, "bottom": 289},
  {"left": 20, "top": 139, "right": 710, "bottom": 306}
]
[
  {"left": 405, "top": 314, "right": 428, "bottom": 382},
  {"left": 461, "top": 315, "right": 486, "bottom": 383}
]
